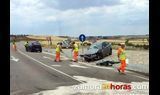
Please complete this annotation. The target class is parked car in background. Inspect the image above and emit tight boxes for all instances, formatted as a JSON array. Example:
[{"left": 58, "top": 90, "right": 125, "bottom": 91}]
[
  {"left": 60, "top": 39, "right": 73, "bottom": 48},
  {"left": 82, "top": 41, "right": 112, "bottom": 62},
  {"left": 25, "top": 41, "right": 42, "bottom": 52}
]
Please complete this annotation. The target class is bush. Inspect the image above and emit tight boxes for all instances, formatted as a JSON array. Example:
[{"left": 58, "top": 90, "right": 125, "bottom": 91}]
[
  {"left": 81, "top": 42, "right": 91, "bottom": 46},
  {"left": 124, "top": 39, "right": 149, "bottom": 50},
  {"left": 125, "top": 39, "right": 129, "bottom": 45},
  {"left": 143, "top": 44, "right": 149, "bottom": 49},
  {"left": 111, "top": 42, "right": 118, "bottom": 45}
]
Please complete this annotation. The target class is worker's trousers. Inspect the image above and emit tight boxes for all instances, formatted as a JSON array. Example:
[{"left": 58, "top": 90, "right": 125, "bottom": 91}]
[
  {"left": 12, "top": 45, "right": 17, "bottom": 51},
  {"left": 73, "top": 51, "right": 78, "bottom": 61},
  {"left": 55, "top": 52, "right": 60, "bottom": 62},
  {"left": 118, "top": 60, "right": 126, "bottom": 73}
]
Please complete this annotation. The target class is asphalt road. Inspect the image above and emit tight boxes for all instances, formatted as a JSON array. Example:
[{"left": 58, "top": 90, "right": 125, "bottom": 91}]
[{"left": 10, "top": 42, "right": 149, "bottom": 95}]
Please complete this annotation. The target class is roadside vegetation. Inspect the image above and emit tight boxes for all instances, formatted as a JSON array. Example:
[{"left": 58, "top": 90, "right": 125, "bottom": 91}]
[
  {"left": 10, "top": 35, "right": 149, "bottom": 50},
  {"left": 110, "top": 39, "right": 149, "bottom": 50}
]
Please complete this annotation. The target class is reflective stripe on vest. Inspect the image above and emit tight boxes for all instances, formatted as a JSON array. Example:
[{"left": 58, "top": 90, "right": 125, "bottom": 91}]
[
  {"left": 119, "top": 49, "right": 126, "bottom": 60},
  {"left": 74, "top": 44, "right": 78, "bottom": 52},
  {"left": 56, "top": 45, "right": 60, "bottom": 52}
]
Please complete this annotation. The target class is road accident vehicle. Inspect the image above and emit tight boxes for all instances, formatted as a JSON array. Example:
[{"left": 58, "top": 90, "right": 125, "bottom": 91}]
[
  {"left": 25, "top": 41, "right": 42, "bottom": 52},
  {"left": 81, "top": 41, "right": 112, "bottom": 62}
]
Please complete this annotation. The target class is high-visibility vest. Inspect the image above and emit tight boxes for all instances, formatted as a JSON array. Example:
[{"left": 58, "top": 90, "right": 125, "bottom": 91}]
[
  {"left": 74, "top": 43, "right": 79, "bottom": 52},
  {"left": 56, "top": 45, "right": 60, "bottom": 52},
  {"left": 119, "top": 48, "right": 126, "bottom": 60},
  {"left": 25, "top": 42, "right": 28, "bottom": 46}
]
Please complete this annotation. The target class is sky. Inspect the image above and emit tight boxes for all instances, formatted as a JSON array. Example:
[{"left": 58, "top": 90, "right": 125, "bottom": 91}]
[{"left": 10, "top": 0, "right": 149, "bottom": 37}]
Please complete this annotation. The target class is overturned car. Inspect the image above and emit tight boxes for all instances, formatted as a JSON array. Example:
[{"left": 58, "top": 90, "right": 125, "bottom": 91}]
[{"left": 81, "top": 41, "right": 112, "bottom": 62}]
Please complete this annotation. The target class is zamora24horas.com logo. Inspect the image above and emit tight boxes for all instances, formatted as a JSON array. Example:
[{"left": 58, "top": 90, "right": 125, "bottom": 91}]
[
  {"left": 73, "top": 82, "right": 148, "bottom": 91},
  {"left": 102, "top": 83, "right": 131, "bottom": 90}
]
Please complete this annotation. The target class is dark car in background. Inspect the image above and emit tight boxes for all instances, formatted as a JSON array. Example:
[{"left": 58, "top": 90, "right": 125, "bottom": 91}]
[
  {"left": 82, "top": 41, "right": 112, "bottom": 62},
  {"left": 25, "top": 41, "right": 42, "bottom": 52}
]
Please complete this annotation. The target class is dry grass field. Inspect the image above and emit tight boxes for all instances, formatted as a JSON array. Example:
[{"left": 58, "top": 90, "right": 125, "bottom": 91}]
[
  {"left": 98, "top": 39, "right": 149, "bottom": 45},
  {"left": 26, "top": 35, "right": 149, "bottom": 50},
  {"left": 26, "top": 35, "right": 78, "bottom": 48}
]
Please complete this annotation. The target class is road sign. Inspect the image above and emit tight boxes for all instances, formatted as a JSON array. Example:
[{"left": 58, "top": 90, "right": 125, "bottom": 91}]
[
  {"left": 79, "top": 34, "right": 86, "bottom": 42},
  {"left": 79, "top": 34, "right": 86, "bottom": 61}
]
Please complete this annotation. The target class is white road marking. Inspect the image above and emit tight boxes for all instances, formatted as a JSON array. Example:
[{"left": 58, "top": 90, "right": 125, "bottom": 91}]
[
  {"left": 42, "top": 51, "right": 69, "bottom": 60},
  {"left": 32, "top": 76, "right": 149, "bottom": 95},
  {"left": 43, "top": 56, "right": 54, "bottom": 61},
  {"left": 42, "top": 51, "right": 56, "bottom": 56},
  {"left": 10, "top": 56, "right": 19, "bottom": 62},
  {"left": 70, "top": 64, "right": 88, "bottom": 68},
  {"left": 129, "top": 74, "right": 149, "bottom": 81},
  {"left": 10, "top": 90, "right": 22, "bottom": 95},
  {"left": 78, "top": 62, "right": 149, "bottom": 81},
  {"left": 51, "top": 65, "right": 61, "bottom": 67},
  {"left": 17, "top": 49, "right": 84, "bottom": 83},
  {"left": 33, "top": 50, "right": 148, "bottom": 81}
]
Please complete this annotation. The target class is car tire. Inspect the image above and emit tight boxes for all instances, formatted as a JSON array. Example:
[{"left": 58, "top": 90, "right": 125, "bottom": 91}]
[
  {"left": 97, "top": 55, "right": 101, "bottom": 59},
  {"left": 30, "top": 48, "right": 33, "bottom": 52},
  {"left": 99, "top": 52, "right": 104, "bottom": 59},
  {"left": 84, "top": 58, "right": 90, "bottom": 62}
]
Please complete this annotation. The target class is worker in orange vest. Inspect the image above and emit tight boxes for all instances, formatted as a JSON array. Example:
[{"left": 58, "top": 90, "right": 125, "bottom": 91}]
[
  {"left": 117, "top": 43, "right": 127, "bottom": 74},
  {"left": 55, "top": 42, "right": 63, "bottom": 62},
  {"left": 71, "top": 41, "right": 79, "bottom": 62},
  {"left": 12, "top": 41, "right": 17, "bottom": 51}
]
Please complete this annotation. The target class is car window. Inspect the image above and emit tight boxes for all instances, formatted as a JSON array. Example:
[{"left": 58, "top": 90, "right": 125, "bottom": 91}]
[
  {"left": 92, "top": 45, "right": 98, "bottom": 49},
  {"left": 102, "top": 42, "right": 108, "bottom": 47},
  {"left": 89, "top": 43, "right": 102, "bottom": 49},
  {"left": 32, "top": 42, "right": 41, "bottom": 45}
]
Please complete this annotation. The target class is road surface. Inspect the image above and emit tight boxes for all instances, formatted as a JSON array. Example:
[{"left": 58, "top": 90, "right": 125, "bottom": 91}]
[{"left": 10, "top": 42, "right": 149, "bottom": 95}]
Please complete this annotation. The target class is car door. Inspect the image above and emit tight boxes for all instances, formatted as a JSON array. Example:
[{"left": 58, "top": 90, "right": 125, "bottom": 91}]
[{"left": 102, "top": 42, "right": 109, "bottom": 56}]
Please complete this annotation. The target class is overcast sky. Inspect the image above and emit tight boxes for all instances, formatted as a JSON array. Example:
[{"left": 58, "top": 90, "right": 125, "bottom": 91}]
[{"left": 10, "top": 0, "right": 149, "bottom": 37}]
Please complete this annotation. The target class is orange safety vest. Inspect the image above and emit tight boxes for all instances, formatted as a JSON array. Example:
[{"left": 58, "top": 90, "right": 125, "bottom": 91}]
[
  {"left": 56, "top": 45, "right": 60, "bottom": 52},
  {"left": 117, "top": 48, "right": 126, "bottom": 60},
  {"left": 74, "top": 43, "right": 78, "bottom": 52}
]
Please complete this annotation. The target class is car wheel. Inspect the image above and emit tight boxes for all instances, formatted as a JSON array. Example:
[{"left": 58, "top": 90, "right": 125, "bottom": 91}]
[
  {"left": 84, "top": 58, "right": 90, "bottom": 62},
  {"left": 97, "top": 55, "right": 101, "bottom": 59},
  {"left": 30, "top": 48, "right": 33, "bottom": 52},
  {"left": 98, "top": 52, "right": 103, "bottom": 59}
]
